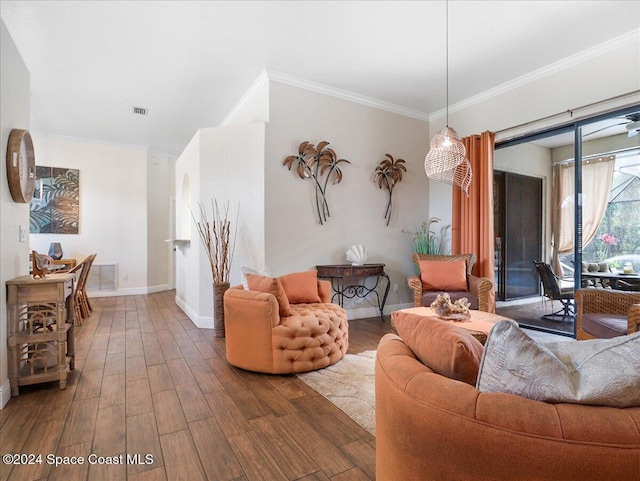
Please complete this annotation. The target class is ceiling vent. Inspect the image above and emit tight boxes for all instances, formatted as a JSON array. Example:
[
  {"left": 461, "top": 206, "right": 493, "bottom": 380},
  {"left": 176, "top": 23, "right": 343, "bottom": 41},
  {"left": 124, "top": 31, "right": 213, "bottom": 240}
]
[{"left": 133, "top": 106, "right": 148, "bottom": 116}]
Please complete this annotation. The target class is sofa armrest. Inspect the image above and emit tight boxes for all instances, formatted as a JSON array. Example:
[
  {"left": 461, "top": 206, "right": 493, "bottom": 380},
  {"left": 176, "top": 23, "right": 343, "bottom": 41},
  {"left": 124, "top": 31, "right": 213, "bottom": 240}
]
[
  {"left": 407, "top": 275, "right": 422, "bottom": 307},
  {"left": 223, "top": 288, "right": 280, "bottom": 372},
  {"left": 468, "top": 275, "right": 494, "bottom": 312}
]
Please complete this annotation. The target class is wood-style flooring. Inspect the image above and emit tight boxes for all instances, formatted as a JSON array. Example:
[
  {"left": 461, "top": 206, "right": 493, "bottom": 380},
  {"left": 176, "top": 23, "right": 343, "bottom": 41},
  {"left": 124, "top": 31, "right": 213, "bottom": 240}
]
[{"left": 0, "top": 291, "right": 393, "bottom": 481}]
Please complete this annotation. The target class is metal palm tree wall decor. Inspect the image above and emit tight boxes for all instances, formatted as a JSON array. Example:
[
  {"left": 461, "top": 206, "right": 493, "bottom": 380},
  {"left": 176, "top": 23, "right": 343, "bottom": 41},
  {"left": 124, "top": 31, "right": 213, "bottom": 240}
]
[
  {"left": 374, "top": 154, "right": 406, "bottom": 226},
  {"left": 283, "top": 141, "right": 351, "bottom": 225}
]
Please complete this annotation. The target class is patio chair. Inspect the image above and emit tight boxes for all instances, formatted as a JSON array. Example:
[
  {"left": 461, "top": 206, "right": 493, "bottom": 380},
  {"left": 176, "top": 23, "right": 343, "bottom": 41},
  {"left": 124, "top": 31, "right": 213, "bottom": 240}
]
[
  {"left": 575, "top": 288, "right": 640, "bottom": 339},
  {"left": 533, "top": 261, "right": 575, "bottom": 321}
]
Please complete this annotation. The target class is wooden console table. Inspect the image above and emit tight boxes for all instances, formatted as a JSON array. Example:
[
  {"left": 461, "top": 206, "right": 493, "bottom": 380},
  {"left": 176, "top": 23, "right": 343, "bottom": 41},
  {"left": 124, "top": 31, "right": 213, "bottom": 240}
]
[
  {"left": 6, "top": 273, "right": 76, "bottom": 396},
  {"left": 316, "top": 264, "right": 390, "bottom": 319}
]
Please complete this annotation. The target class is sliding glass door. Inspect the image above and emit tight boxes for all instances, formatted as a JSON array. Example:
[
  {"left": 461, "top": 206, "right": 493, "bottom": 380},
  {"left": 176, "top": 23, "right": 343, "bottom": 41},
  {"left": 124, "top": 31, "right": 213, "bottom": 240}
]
[{"left": 494, "top": 104, "right": 640, "bottom": 336}]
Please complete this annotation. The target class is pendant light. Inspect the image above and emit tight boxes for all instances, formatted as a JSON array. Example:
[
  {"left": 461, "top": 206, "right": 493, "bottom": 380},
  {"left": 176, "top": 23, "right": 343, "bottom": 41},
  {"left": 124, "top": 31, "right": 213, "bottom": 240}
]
[{"left": 424, "top": 0, "right": 472, "bottom": 196}]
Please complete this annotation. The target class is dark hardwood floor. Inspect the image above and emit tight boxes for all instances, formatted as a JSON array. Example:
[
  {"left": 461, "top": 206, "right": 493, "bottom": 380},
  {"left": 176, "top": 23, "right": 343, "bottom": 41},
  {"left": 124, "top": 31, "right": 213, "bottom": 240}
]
[
  {"left": 496, "top": 297, "right": 575, "bottom": 336},
  {"left": 0, "top": 291, "right": 393, "bottom": 481}
]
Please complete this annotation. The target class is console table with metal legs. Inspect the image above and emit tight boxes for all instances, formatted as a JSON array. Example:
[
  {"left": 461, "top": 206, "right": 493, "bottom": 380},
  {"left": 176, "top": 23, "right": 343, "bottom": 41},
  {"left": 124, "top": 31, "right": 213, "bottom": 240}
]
[{"left": 316, "top": 263, "right": 390, "bottom": 319}]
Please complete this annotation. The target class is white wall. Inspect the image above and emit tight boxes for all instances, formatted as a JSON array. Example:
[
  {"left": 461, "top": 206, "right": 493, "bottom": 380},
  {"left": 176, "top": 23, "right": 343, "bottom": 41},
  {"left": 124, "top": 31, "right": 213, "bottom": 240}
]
[
  {"left": 29, "top": 134, "right": 151, "bottom": 294},
  {"left": 174, "top": 132, "right": 201, "bottom": 324},
  {"left": 265, "top": 81, "right": 430, "bottom": 314},
  {"left": 147, "top": 150, "right": 176, "bottom": 292},
  {"left": 174, "top": 124, "right": 265, "bottom": 327},
  {"left": 0, "top": 19, "right": 31, "bottom": 408}
]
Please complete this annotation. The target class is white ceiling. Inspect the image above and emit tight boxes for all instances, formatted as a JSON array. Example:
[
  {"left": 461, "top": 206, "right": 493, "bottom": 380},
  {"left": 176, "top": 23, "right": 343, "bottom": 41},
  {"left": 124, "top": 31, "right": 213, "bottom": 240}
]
[{"left": 1, "top": 1, "right": 639, "bottom": 155}]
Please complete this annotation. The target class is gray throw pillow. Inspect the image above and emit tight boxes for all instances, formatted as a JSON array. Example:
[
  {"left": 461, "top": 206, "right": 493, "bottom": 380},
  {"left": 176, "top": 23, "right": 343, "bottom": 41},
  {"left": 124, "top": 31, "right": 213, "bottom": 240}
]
[{"left": 476, "top": 320, "right": 640, "bottom": 408}]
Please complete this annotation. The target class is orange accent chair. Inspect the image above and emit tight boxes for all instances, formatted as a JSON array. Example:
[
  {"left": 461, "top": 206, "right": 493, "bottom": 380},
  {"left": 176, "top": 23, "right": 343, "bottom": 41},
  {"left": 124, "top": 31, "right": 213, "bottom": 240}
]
[
  {"left": 407, "top": 253, "right": 493, "bottom": 311},
  {"left": 223, "top": 271, "right": 349, "bottom": 374}
]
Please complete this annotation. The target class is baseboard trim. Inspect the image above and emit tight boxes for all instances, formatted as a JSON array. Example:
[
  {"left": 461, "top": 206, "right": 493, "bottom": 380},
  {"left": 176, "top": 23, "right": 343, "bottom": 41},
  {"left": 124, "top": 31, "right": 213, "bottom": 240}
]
[
  {"left": 345, "top": 302, "right": 407, "bottom": 320},
  {"left": 174, "top": 295, "right": 213, "bottom": 329},
  {"left": 172, "top": 296, "right": 406, "bottom": 328},
  {"left": 87, "top": 284, "right": 170, "bottom": 298},
  {"left": 0, "top": 378, "right": 12, "bottom": 409}
]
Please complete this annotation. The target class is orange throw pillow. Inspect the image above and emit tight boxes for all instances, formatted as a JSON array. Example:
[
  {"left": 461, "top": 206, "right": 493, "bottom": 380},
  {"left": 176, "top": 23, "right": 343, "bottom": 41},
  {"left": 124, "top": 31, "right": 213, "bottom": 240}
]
[
  {"left": 419, "top": 259, "right": 468, "bottom": 291},
  {"left": 279, "top": 270, "right": 322, "bottom": 304},
  {"left": 394, "top": 311, "right": 484, "bottom": 385},
  {"left": 245, "top": 274, "right": 292, "bottom": 317}
]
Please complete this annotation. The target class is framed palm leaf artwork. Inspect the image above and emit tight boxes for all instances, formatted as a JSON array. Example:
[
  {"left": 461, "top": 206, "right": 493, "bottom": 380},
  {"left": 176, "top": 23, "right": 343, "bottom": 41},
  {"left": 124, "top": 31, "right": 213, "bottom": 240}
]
[{"left": 30, "top": 166, "right": 80, "bottom": 234}]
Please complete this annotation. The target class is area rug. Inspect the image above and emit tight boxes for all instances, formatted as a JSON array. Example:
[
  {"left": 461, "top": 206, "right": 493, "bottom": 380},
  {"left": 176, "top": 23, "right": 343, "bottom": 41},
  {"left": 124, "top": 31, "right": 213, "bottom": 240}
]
[{"left": 296, "top": 350, "right": 376, "bottom": 436}]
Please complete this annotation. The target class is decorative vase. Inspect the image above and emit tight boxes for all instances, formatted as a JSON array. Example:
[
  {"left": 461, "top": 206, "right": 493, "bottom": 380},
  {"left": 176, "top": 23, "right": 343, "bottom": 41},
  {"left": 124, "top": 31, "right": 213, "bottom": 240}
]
[
  {"left": 213, "top": 282, "right": 230, "bottom": 338},
  {"left": 48, "top": 242, "right": 63, "bottom": 260}
]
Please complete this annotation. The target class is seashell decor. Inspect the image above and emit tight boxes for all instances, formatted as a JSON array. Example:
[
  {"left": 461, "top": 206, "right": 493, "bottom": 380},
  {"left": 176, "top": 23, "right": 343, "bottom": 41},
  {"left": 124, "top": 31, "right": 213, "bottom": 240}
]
[{"left": 346, "top": 245, "right": 368, "bottom": 266}]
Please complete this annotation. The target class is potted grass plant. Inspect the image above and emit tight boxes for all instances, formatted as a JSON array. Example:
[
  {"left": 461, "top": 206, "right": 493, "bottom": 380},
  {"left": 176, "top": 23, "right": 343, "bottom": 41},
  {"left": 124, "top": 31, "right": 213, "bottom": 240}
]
[{"left": 404, "top": 217, "right": 450, "bottom": 255}]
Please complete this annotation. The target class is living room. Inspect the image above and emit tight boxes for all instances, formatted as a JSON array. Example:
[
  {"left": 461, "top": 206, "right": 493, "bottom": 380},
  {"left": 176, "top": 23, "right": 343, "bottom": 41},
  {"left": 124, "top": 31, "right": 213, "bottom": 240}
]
[{"left": 1, "top": 2, "right": 639, "bottom": 480}]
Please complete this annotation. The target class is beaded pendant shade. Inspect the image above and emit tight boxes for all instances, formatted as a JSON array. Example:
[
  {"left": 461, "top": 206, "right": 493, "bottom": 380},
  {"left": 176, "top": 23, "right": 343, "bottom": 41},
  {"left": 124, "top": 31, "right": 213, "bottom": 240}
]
[{"left": 424, "top": 0, "right": 472, "bottom": 196}]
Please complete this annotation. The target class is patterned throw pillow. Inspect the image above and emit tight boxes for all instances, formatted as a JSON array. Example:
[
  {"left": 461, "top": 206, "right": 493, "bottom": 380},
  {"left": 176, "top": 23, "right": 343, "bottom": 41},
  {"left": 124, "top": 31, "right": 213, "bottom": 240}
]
[{"left": 477, "top": 320, "right": 640, "bottom": 408}]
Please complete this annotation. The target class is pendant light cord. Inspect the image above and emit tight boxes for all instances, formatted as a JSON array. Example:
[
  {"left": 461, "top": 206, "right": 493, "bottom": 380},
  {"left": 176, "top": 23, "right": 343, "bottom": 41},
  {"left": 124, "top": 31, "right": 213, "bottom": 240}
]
[{"left": 445, "top": 0, "right": 449, "bottom": 128}]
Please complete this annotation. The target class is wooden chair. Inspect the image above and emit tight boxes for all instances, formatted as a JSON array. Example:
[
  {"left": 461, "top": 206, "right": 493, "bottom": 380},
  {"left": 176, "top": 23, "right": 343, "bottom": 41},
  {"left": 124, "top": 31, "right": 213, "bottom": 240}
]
[
  {"left": 75, "top": 254, "right": 97, "bottom": 321},
  {"left": 68, "top": 262, "right": 85, "bottom": 325},
  {"left": 575, "top": 288, "right": 640, "bottom": 340}
]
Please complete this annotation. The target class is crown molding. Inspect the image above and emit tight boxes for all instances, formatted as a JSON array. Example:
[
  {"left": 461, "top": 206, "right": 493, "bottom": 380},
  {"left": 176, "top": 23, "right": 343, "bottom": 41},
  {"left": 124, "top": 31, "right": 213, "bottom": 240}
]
[
  {"left": 265, "top": 70, "right": 430, "bottom": 121},
  {"left": 219, "top": 69, "right": 270, "bottom": 127},
  {"left": 429, "top": 29, "right": 640, "bottom": 122},
  {"left": 221, "top": 69, "right": 431, "bottom": 125},
  {"left": 222, "top": 29, "right": 638, "bottom": 128}
]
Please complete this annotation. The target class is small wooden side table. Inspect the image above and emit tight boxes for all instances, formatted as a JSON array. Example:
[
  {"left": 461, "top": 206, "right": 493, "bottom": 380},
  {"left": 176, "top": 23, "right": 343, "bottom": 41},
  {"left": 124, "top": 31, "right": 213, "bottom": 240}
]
[
  {"left": 6, "top": 273, "right": 76, "bottom": 396},
  {"left": 316, "top": 264, "right": 390, "bottom": 319}
]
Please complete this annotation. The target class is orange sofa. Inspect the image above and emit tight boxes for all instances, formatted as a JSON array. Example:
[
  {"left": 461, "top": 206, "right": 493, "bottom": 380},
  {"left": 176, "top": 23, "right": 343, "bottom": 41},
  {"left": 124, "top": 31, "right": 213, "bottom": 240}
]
[
  {"left": 375, "top": 333, "right": 640, "bottom": 481},
  {"left": 224, "top": 278, "right": 348, "bottom": 374}
]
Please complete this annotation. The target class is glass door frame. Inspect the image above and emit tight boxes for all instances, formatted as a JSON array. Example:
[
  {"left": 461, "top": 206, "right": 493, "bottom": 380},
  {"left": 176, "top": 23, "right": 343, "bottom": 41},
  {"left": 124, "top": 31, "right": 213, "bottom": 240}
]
[{"left": 496, "top": 103, "right": 640, "bottom": 337}]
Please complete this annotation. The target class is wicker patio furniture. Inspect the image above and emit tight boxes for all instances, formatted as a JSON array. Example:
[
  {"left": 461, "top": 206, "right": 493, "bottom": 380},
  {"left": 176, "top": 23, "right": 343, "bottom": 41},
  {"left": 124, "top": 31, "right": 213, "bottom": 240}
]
[{"left": 575, "top": 288, "right": 640, "bottom": 340}]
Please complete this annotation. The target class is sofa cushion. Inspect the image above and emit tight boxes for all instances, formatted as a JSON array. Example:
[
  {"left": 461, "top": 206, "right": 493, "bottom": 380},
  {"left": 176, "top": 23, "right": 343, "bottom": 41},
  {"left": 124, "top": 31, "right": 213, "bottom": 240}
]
[
  {"left": 582, "top": 313, "right": 627, "bottom": 339},
  {"left": 245, "top": 274, "right": 292, "bottom": 317},
  {"left": 279, "top": 270, "right": 321, "bottom": 304},
  {"left": 241, "top": 265, "right": 272, "bottom": 289},
  {"left": 421, "top": 291, "right": 478, "bottom": 310},
  {"left": 418, "top": 259, "right": 467, "bottom": 291},
  {"left": 394, "top": 311, "right": 483, "bottom": 385},
  {"left": 477, "top": 320, "right": 640, "bottom": 408}
]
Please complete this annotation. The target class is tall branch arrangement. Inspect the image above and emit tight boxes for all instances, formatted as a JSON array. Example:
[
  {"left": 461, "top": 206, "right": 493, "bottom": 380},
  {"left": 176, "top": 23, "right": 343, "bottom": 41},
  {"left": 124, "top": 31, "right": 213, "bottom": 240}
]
[
  {"left": 192, "top": 200, "right": 238, "bottom": 285},
  {"left": 283, "top": 141, "right": 351, "bottom": 225},
  {"left": 374, "top": 154, "right": 407, "bottom": 226}
]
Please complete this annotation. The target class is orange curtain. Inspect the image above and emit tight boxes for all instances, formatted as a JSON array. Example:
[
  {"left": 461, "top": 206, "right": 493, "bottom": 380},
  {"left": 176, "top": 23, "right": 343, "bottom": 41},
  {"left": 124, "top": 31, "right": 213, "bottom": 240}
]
[{"left": 452, "top": 131, "right": 496, "bottom": 312}]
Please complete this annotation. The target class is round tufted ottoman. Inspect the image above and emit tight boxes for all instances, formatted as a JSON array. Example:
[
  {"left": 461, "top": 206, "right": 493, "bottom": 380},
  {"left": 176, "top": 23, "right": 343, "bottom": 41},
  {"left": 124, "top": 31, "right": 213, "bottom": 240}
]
[
  {"left": 224, "top": 285, "right": 349, "bottom": 374},
  {"left": 272, "top": 303, "right": 349, "bottom": 373}
]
